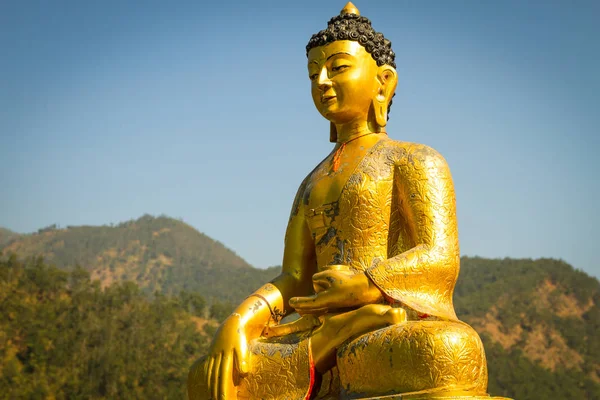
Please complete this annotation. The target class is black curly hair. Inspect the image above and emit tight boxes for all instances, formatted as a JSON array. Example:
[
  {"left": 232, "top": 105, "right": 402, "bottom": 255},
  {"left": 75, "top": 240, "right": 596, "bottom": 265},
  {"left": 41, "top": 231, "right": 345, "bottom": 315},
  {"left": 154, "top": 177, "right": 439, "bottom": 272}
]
[
  {"left": 306, "top": 11, "right": 396, "bottom": 120},
  {"left": 306, "top": 13, "right": 396, "bottom": 69}
]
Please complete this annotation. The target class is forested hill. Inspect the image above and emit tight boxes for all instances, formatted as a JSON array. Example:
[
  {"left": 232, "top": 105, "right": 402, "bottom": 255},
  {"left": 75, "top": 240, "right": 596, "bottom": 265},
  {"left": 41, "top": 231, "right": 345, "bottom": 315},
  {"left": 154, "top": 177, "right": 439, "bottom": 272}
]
[
  {"left": 0, "top": 254, "right": 209, "bottom": 398},
  {"left": 0, "top": 227, "right": 20, "bottom": 248},
  {"left": 455, "top": 257, "right": 600, "bottom": 399},
  {"left": 1, "top": 217, "right": 599, "bottom": 399},
  {"left": 0, "top": 215, "right": 279, "bottom": 303}
]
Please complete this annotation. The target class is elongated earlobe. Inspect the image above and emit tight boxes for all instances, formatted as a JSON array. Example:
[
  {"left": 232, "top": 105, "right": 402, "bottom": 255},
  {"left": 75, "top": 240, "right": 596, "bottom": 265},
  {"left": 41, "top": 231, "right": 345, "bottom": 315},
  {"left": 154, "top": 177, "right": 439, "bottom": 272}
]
[
  {"left": 366, "top": 101, "right": 382, "bottom": 133},
  {"left": 375, "top": 98, "right": 387, "bottom": 128},
  {"left": 373, "top": 66, "right": 398, "bottom": 130},
  {"left": 369, "top": 88, "right": 387, "bottom": 131}
]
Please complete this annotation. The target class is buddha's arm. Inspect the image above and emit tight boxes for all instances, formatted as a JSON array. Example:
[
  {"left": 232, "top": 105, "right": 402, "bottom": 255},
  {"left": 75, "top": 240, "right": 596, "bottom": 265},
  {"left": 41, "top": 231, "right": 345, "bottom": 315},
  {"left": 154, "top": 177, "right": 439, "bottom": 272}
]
[
  {"left": 205, "top": 185, "right": 317, "bottom": 399},
  {"left": 365, "top": 144, "right": 460, "bottom": 320},
  {"left": 274, "top": 201, "right": 319, "bottom": 312},
  {"left": 230, "top": 185, "right": 317, "bottom": 338}
]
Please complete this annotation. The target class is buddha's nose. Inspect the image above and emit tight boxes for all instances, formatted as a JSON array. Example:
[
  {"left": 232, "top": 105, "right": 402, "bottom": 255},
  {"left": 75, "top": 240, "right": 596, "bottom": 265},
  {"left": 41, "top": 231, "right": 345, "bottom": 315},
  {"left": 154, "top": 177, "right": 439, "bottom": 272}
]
[{"left": 317, "top": 69, "right": 332, "bottom": 92}]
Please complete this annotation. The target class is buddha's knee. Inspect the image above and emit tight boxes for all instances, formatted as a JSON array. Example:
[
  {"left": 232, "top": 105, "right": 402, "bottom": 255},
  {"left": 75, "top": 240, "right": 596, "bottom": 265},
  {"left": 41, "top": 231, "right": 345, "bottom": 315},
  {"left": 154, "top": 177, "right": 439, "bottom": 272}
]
[
  {"left": 187, "top": 355, "right": 210, "bottom": 400},
  {"left": 337, "top": 321, "right": 488, "bottom": 398}
]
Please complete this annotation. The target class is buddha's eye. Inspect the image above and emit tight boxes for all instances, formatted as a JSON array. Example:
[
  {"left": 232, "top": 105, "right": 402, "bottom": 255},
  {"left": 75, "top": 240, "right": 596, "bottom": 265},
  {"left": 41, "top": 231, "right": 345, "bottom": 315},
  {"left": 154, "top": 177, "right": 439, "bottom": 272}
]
[
  {"left": 309, "top": 73, "right": 319, "bottom": 81},
  {"left": 332, "top": 65, "right": 350, "bottom": 72}
]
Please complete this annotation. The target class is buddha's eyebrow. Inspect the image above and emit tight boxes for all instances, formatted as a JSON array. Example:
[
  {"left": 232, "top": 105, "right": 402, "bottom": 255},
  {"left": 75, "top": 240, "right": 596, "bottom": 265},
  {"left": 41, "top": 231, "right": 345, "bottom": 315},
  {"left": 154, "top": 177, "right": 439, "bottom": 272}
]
[
  {"left": 326, "top": 52, "right": 352, "bottom": 61},
  {"left": 308, "top": 51, "right": 352, "bottom": 66},
  {"left": 308, "top": 51, "right": 352, "bottom": 65}
]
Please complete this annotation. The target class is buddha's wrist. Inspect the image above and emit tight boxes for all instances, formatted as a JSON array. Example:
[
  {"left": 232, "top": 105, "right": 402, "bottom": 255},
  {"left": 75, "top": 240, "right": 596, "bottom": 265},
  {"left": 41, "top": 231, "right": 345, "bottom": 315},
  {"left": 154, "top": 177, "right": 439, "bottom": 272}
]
[
  {"left": 363, "top": 270, "right": 385, "bottom": 303},
  {"left": 230, "top": 290, "right": 285, "bottom": 337},
  {"left": 225, "top": 308, "right": 260, "bottom": 339}
]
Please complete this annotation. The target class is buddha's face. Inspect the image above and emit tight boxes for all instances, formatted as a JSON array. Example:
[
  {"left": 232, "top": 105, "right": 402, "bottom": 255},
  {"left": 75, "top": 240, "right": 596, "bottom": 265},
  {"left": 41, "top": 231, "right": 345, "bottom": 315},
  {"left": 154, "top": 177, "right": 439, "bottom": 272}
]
[{"left": 308, "top": 40, "right": 380, "bottom": 125}]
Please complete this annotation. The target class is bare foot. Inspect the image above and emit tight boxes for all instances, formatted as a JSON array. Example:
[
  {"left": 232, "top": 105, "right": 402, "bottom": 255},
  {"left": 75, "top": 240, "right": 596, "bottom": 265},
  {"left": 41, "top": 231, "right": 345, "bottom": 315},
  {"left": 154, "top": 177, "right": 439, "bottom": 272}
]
[
  {"left": 311, "top": 304, "right": 407, "bottom": 372},
  {"left": 262, "top": 314, "right": 322, "bottom": 338}
]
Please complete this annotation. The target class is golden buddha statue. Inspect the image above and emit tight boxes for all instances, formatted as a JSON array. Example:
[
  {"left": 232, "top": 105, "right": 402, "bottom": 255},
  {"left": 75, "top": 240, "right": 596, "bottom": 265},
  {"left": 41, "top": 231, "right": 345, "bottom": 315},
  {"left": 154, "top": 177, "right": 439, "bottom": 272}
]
[{"left": 189, "top": 3, "right": 509, "bottom": 399}]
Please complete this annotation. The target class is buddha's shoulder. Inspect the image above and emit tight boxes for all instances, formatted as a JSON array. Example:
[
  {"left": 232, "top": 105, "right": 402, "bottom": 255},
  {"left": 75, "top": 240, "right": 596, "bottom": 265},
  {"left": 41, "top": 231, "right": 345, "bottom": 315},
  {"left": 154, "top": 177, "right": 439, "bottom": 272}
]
[{"left": 379, "top": 137, "right": 449, "bottom": 168}]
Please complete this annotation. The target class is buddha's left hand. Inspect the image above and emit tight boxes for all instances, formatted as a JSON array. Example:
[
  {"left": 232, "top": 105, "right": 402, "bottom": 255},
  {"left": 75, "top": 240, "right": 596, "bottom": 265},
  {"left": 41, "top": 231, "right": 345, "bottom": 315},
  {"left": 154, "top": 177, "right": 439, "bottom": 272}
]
[{"left": 289, "top": 267, "right": 383, "bottom": 314}]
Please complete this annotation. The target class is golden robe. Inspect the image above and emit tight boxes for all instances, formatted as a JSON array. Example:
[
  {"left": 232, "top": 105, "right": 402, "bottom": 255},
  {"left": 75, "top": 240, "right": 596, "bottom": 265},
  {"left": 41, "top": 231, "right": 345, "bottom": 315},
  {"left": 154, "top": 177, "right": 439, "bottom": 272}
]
[{"left": 189, "top": 138, "right": 489, "bottom": 399}]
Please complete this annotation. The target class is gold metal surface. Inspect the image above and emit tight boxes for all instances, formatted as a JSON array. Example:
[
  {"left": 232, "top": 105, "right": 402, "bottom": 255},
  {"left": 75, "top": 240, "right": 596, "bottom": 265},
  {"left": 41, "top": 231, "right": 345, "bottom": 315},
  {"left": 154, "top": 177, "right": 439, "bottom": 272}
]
[{"left": 188, "top": 3, "right": 509, "bottom": 399}]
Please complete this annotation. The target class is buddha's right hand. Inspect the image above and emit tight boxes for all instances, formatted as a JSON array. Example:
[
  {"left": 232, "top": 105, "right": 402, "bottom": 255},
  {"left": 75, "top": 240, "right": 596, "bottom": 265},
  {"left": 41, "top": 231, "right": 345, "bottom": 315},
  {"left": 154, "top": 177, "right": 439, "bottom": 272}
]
[{"left": 205, "top": 313, "right": 249, "bottom": 400}]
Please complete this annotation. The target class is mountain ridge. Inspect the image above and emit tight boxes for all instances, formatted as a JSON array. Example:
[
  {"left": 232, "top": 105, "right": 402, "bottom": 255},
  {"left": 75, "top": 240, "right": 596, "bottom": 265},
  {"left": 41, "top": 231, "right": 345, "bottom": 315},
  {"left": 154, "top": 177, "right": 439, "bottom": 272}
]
[
  {"left": 0, "top": 214, "right": 279, "bottom": 303},
  {"left": 0, "top": 227, "right": 20, "bottom": 248},
  {"left": 1, "top": 216, "right": 599, "bottom": 399},
  {"left": 455, "top": 256, "right": 600, "bottom": 397}
]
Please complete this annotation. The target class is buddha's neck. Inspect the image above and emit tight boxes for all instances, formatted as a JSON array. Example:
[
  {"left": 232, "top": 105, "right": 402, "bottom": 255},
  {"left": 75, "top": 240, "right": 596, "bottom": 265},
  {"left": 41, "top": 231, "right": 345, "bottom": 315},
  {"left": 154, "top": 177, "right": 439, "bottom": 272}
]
[{"left": 335, "top": 120, "right": 385, "bottom": 144}]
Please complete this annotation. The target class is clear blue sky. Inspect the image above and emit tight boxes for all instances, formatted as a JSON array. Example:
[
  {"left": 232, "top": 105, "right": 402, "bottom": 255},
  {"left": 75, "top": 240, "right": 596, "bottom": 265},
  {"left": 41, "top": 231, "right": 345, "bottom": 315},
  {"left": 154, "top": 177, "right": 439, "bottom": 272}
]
[{"left": 1, "top": 1, "right": 598, "bottom": 278}]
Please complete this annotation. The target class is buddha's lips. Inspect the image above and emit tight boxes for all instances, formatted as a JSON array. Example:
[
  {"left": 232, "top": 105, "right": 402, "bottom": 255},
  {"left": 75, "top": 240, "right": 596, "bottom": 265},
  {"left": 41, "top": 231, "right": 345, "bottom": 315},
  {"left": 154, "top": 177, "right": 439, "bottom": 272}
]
[{"left": 321, "top": 95, "right": 336, "bottom": 103}]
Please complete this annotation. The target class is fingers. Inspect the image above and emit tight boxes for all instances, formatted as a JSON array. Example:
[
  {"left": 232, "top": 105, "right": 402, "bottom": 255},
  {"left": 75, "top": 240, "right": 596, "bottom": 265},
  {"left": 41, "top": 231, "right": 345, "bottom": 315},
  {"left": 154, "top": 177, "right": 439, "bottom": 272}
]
[
  {"left": 218, "top": 353, "right": 233, "bottom": 400},
  {"left": 264, "top": 315, "right": 322, "bottom": 338},
  {"left": 312, "top": 270, "right": 339, "bottom": 287},
  {"left": 313, "top": 278, "right": 330, "bottom": 293},
  {"left": 312, "top": 271, "right": 332, "bottom": 294},
  {"left": 312, "top": 270, "right": 354, "bottom": 293},
  {"left": 290, "top": 294, "right": 330, "bottom": 315},
  {"left": 233, "top": 340, "right": 248, "bottom": 376},
  {"left": 289, "top": 294, "right": 317, "bottom": 309},
  {"left": 312, "top": 270, "right": 338, "bottom": 281},
  {"left": 313, "top": 268, "right": 353, "bottom": 280},
  {"left": 206, "top": 356, "right": 214, "bottom": 393},
  {"left": 211, "top": 353, "right": 222, "bottom": 400},
  {"left": 386, "top": 307, "right": 407, "bottom": 325},
  {"left": 265, "top": 322, "right": 297, "bottom": 337}
]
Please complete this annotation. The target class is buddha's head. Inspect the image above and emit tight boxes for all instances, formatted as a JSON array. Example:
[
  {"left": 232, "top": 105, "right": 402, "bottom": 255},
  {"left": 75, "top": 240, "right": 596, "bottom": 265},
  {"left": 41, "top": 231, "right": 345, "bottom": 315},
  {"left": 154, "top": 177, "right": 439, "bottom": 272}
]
[{"left": 306, "top": 2, "right": 398, "bottom": 141}]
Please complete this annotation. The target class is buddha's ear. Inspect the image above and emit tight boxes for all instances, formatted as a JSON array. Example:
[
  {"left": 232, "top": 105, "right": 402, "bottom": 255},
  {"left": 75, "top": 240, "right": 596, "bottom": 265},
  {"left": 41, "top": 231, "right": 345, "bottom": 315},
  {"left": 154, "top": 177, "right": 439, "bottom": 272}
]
[{"left": 373, "top": 65, "right": 398, "bottom": 128}]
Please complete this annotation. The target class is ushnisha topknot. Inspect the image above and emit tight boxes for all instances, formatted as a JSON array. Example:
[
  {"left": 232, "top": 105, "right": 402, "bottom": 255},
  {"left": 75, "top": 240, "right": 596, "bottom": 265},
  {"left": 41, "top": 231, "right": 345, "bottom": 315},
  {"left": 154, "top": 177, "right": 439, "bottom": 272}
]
[{"left": 305, "top": 2, "right": 396, "bottom": 69}]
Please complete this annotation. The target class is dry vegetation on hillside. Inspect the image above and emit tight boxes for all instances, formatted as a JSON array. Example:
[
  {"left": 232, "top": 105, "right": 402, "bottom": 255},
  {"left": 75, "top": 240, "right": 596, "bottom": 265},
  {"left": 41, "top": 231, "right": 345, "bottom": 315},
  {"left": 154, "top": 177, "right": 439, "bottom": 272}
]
[{"left": 1, "top": 217, "right": 599, "bottom": 399}]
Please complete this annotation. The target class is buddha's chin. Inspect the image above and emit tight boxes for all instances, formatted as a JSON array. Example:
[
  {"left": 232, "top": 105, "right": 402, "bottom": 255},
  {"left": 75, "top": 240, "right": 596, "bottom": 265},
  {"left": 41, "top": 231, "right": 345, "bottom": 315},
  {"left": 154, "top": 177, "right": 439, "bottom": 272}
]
[
  {"left": 319, "top": 104, "right": 338, "bottom": 117},
  {"left": 320, "top": 106, "right": 351, "bottom": 124},
  {"left": 322, "top": 112, "right": 362, "bottom": 127}
]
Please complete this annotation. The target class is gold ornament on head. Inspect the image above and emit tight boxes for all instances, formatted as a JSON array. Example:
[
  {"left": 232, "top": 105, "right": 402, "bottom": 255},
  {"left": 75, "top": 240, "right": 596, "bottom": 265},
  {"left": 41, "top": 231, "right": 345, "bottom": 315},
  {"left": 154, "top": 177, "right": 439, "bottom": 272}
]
[{"left": 340, "top": 1, "right": 360, "bottom": 16}]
